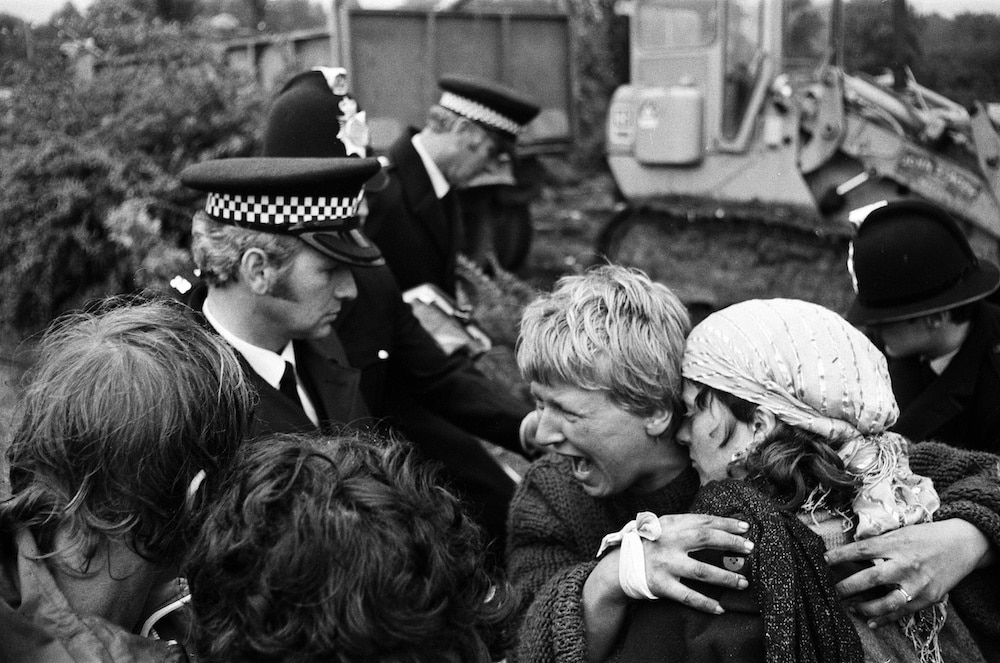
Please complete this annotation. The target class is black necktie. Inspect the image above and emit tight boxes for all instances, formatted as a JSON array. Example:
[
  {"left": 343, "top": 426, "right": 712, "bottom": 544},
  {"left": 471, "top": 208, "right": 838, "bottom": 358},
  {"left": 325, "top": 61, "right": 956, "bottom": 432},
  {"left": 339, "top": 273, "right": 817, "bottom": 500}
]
[{"left": 279, "top": 361, "right": 303, "bottom": 410}]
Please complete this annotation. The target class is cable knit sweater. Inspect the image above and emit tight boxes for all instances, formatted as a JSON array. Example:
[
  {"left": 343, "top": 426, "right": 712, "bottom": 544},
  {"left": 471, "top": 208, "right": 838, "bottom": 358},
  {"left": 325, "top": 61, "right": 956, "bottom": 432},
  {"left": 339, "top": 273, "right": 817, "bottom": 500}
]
[
  {"left": 911, "top": 442, "right": 1000, "bottom": 661},
  {"left": 506, "top": 442, "right": 1000, "bottom": 663},
  {"left": 505, "top": 456, "right": 701, "bottom": 663}
]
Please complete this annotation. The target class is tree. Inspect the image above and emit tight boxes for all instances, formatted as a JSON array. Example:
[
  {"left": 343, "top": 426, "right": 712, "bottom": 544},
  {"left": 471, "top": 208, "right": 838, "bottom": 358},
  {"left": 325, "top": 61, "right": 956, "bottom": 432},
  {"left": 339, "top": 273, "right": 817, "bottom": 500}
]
[
  {"left": 842, "top": 0, "right": 921, "bottom": 77},
  {"left": 0, "top": 12, "right": 267, "bottom": 338}
]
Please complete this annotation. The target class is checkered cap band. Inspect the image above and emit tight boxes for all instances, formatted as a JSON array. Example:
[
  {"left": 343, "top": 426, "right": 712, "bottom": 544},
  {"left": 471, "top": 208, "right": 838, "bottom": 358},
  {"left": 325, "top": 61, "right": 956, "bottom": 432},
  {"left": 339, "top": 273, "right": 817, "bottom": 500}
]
[
  {"left": 439, "top": 91, "right": 522, "bottom": 135},
  {"left": 205, "top": 191, "right": 363, "bottom": 227}
]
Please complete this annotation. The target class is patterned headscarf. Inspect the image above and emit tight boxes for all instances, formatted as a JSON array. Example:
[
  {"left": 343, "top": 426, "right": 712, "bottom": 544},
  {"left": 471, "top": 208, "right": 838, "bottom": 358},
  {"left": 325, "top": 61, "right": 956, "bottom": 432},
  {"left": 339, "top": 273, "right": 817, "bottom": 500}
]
[{"left": 682, "top": 299, "right": 938, "bottom": 539}]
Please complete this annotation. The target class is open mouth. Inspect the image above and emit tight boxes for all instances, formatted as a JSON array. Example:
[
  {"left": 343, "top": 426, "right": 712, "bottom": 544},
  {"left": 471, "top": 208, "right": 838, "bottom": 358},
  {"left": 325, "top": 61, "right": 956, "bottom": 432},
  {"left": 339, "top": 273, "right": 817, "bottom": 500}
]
[{"left": 564, "top": 454, "right": 593, "bottom": 480}]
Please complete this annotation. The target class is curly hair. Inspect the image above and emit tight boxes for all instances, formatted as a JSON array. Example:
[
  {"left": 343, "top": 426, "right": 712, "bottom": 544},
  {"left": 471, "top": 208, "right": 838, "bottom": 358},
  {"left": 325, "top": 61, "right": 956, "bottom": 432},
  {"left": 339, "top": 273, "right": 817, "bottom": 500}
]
[
  {"left": 191, "top": 211, "right": 300, "bottom": 287},
  {"left": 185, "top": 431, "right": 509, "bottom": 663},
  {"left": 693, "top": 383, "right": 859, "bottom": 512},
  {"left": 2, "top": 296, "right": 254, "bottom": 567},
  {"left": 517, "top": 264, "right": 690, "bottom": 417}
]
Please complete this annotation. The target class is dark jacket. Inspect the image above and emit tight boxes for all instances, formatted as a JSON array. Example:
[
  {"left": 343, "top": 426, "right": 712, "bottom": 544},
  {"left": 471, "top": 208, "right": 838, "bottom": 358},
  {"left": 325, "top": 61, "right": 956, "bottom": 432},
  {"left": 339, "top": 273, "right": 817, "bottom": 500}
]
[
  {"left": 364, "top": 130, "right": 463, "bottom": 296},
  {"left": 336, "top": 265, "right": 529, "bottom": 554},
  {"left": 337, "top": 264, "right": 526, "bottom": 451},
  {"left": 187, "top": 285, "right": 369, "bottom": 439},
  {"left": 890, "top": 301, "right": 1000, "bottom": 453}
]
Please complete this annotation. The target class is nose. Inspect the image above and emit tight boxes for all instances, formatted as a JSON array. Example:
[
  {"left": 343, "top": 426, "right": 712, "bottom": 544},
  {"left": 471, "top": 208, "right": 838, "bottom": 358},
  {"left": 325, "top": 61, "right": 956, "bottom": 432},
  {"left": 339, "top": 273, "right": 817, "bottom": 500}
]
[
  {"left": 534, "top": 408, "right": 565, "bottom": 448},
  {"left": 675, "top": 420, "right": 691, "bottom": 447},
  {"left": 333, "top": 267, "right": 357, "bottom": 301}
]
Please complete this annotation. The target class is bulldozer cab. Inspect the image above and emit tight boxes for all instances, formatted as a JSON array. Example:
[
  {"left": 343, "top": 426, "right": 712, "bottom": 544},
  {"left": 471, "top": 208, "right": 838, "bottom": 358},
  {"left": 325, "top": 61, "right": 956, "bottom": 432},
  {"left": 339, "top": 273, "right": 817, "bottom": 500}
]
[
  {"left": 614, "top": 0, "right": 791, "bottom": 160},
  {"left": 601, "top": 0, "right": 1000, "bottom": 315}
]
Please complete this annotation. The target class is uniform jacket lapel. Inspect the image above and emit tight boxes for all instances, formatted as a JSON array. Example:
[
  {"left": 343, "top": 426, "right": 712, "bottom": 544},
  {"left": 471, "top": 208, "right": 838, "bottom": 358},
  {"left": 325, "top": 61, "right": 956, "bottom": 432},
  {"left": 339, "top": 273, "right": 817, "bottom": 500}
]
[{"left": 293, "top": 337, "right": 369, "bottom": 427}]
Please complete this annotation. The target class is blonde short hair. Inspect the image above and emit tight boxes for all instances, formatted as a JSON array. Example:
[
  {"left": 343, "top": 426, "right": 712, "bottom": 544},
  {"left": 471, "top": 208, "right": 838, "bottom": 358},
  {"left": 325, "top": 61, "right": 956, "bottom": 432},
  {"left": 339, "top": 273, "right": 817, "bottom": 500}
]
[{"left": 517, "top": 264, "right": 690, "bottom": 416}]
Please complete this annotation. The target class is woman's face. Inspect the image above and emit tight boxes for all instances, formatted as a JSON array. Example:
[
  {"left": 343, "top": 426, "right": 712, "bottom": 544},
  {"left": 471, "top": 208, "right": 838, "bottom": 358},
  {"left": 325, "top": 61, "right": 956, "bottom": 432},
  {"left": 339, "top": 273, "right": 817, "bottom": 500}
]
[
  {"left": 530, "top": 381, "right": 682, "bottom": 497},
  {"left": 676, "top": 380, "right": 756, "bottom": 484}
]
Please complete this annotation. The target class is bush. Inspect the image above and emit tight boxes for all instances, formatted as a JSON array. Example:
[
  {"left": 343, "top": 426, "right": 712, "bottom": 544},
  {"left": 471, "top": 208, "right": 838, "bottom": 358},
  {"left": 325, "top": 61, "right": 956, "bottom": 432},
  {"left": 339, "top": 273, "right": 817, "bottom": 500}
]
[
  {"left": 0, "top": 139, "right": 162, "bottom": 334},
  {"left": 0, "top": 14, "right": 268, "bottom": 339}
]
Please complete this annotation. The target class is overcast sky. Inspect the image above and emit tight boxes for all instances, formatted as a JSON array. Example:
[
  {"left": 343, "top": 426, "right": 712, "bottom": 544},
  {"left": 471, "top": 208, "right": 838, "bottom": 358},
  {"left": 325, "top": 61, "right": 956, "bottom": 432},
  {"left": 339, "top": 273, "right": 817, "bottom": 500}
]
[{"left": 2, "top": 0, "right": 998, "bottom": 26}]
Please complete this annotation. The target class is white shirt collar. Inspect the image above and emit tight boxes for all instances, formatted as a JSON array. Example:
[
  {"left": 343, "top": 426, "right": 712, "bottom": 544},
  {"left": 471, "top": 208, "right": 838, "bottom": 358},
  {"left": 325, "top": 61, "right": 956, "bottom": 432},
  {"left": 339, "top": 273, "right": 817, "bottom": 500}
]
[
  {"left": 411, "top": 133, "right": 450, "bottom": 199},
  {"left": 202, "top": 300, "right": 319, "bottom": 426},
  {"left": 928, "top": 347, "right": 960, "bottom": 375},
  {"left": 202, "top": 300, "right": 289, "bottom": 389}
]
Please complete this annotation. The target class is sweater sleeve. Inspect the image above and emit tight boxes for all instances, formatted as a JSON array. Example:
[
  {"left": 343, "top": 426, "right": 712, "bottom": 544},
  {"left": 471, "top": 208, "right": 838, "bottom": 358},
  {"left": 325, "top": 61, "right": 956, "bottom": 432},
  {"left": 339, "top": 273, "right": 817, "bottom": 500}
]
[
  {"left": 909, "top": 441, "right": 1000, "bottom": 654},
  {"left": 909, "top": 442, "right": 1000, "bottom": 549},
  {"left": 506, "top": 459, "right": 601, "bottom": 663}
]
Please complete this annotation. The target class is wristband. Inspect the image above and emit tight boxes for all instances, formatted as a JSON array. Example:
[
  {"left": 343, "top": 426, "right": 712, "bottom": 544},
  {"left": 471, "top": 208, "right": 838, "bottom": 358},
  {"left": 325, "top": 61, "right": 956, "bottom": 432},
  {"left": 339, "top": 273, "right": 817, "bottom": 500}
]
[{"left": 596, "top": 511, "right": 662, "bottom": 600}]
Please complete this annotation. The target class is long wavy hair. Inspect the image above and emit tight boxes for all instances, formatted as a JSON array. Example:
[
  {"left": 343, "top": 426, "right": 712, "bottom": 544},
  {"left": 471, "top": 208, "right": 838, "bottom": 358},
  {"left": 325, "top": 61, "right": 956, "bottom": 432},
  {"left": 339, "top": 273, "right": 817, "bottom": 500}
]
[
  {"left": 2, "top": 296, "right": 254, "bottom": 569},
  {"left": 697, "top": 385, "right": 859, "bottom": 512},
  {"left": 185, "top": 431, "right": 509, "bottom": 663}
]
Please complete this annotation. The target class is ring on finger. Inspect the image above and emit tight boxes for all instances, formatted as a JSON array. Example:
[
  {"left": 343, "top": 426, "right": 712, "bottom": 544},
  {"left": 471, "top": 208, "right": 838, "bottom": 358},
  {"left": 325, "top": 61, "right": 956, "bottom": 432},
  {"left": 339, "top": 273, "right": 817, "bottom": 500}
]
[{"left": 894, "top": 585, "right": 913, "bottom": 604}]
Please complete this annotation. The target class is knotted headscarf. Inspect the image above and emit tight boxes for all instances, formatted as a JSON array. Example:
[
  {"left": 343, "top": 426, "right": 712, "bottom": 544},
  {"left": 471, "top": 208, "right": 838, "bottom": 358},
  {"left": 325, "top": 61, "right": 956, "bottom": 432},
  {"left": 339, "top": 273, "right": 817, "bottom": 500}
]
[
  {"left": 683, "top": 299, "right": 946, "bottom": 663},
  {"left": 682, "top": 299, "right": 938, "bottom": 538}
]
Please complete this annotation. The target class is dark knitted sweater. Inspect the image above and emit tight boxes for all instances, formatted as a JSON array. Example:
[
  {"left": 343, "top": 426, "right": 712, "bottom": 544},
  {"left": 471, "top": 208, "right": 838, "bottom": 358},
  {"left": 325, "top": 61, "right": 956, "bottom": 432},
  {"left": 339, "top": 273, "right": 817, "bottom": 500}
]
[
  {"left": 507, "top": 443, "right": 1000, "bottom": 663},
  {"left": 505, "top": 455, "right": 700, "bottom": 663},
  {"left": 911, "top": 442, "right": 1000, "bottom": 661}
]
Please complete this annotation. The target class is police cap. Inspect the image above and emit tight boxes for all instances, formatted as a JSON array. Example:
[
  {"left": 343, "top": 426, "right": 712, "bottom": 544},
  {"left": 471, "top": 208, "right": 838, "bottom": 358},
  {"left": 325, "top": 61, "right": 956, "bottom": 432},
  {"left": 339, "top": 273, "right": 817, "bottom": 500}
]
[{"left": 180, "top": 157, "right": 385, "bottom": 267}]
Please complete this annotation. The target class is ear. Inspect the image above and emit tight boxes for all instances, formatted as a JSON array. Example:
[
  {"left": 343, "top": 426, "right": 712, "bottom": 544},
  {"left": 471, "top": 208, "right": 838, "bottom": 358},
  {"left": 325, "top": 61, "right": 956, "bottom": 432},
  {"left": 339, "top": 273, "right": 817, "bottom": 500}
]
[
  {"left": 645, "top": 407, "right": 673, "bottom": 438},
  {"left": 925, "top": 311, "right": 947, "bottom": 329},
  {"left": 454, "top": 117, "right": 485, "bottom": 149},
  {"left": 750, "top": 407, "right": 779, "bottom": 443},
  {"left": 240, "top": 248, "right": 274, "bottom": 296}
]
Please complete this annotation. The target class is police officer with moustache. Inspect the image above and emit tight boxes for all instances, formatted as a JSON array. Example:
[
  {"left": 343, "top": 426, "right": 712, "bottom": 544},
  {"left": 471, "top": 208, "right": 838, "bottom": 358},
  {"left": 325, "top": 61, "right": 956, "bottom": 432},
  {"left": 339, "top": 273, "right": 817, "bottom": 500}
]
[
  {"left": 180, "top": 156, "right": 383, "bottom": 437},
  {"left": 181, "top": 70, "right": 536, "bottom": 561}
]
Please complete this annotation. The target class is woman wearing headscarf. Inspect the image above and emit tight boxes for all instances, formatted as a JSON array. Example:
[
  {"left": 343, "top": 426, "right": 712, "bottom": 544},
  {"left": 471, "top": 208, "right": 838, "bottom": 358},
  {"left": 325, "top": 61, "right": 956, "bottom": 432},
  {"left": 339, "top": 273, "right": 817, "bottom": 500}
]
[
  {"left": 508, "top": 270, "right": 1000, "bottom": 663},
  {"left": 507, "top": 266, "right": 757, "bottom": 663},
  {"left": 611, "top": 298, "right": 990, "bottom": 662}
]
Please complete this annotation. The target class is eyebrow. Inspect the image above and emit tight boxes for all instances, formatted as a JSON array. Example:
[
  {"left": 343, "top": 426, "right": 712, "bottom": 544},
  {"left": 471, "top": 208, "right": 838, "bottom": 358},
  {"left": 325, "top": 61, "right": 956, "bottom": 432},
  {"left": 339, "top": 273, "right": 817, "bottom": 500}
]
[{"left": 532, "top": 387, "right": 584, "bottom": 418}]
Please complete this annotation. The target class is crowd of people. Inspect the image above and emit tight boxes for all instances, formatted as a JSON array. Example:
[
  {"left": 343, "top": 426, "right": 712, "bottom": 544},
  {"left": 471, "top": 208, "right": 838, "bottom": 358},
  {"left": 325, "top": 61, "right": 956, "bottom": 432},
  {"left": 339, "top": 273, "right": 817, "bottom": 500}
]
[{"left": 3, "top": 67, "right": 1000, "bottom": 663}]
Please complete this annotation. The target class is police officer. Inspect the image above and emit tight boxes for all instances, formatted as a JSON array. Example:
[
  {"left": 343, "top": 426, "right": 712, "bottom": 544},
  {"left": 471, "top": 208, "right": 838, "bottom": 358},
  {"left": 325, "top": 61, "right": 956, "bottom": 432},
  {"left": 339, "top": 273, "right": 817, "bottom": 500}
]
[
  {"left": 363, "top": 74, "right": 539, "bottom": 296},
  {"left": 180, "top": 156, "right": 383, "bottom": 436},
  {"left": 202, "top": 70, "right": 535, "bottom": 562},
  {"left": 848, "top": 200, "right": 1000, "bottom": 452}
]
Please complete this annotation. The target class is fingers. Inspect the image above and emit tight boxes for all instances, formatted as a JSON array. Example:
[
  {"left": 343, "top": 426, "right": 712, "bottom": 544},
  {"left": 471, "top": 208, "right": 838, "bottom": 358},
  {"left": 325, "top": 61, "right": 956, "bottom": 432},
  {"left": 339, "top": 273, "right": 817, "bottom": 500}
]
[
  {"left": 661, "top": 524, "right": 755, "bottom": 556},
  {"left": 824, "top": 536, "right": 885, "bottom": 567},
  {"left": 847, "top": 586, "right": 926, "bottom": 628},
  {"left": 832, "top": 561, "right": 885, "bottom": 600},
  {"left": 647, "top": 557, "right": 749, "bottom": 613},
  {"left": 659, "top": 513, "right": 752, "bottom": 535},
  {"left": 655, "top": 577, "right": 726, "bottom": 615}
]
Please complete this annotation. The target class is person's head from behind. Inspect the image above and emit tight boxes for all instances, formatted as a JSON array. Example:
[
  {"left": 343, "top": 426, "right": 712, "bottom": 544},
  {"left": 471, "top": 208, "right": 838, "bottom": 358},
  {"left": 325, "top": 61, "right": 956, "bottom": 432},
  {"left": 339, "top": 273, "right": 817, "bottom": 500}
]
[
  {"left": 182, "top": 157, "right": 386, "bottom": 349},
  {"left": 185, "top": 431, "right": 505, "bottom": 663},
  {"left": 420, "top": 75, "right": 539, "bottom": 188},
  {"left": 678, "top": 299, "right": 936, "bottom": 532},
  {"left": 847, "top": 200, "right": 1000, "bottom": 359},
  {"left": 3, "top": 297, "right": 253, "bottom": 573},
  {"left": 516, "top": 264, "right": 691, "bottom": 498}
]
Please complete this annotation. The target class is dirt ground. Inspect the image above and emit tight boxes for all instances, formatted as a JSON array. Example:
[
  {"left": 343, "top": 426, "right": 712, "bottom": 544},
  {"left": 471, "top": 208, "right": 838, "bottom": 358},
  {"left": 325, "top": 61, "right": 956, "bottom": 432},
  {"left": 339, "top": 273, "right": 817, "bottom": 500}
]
[{"left": 521, "top": 163, "right": 857, "bottom": 317}]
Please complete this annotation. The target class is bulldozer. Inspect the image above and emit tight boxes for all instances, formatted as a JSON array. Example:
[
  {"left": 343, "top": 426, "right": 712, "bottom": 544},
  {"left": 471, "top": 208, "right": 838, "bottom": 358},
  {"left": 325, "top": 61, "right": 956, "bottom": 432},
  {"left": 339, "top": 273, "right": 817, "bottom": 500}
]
[{"left": 599, "top": 0, "right": 1000, "bottom": 313}]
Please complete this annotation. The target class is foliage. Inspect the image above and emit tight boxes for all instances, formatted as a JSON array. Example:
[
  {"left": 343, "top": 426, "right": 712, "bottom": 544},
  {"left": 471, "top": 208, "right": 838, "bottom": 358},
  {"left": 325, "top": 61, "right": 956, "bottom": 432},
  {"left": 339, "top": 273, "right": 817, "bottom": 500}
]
[
  {"left": 0, "top": 8, "right": 268, "bottom": 338},
  {"left": 0, "top": 140, "right": 161, "bottom": 333},
  {"left": 842, "top": 0, "right": 922, "bottom": 77},
  {"left": 199, "top": 0, "right": 326, "bottom": 33},
  {"left": 914, "top": 13, "right": 1000, "bottom": 106},
  {"left": 841, "top": 0, "right": 1000, "bottom": 105}
]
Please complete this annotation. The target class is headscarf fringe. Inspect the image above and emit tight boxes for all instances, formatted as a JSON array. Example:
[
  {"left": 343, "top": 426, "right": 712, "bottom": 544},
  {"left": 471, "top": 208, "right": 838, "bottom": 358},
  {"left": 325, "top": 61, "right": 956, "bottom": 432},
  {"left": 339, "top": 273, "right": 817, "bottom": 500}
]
[{"left": 902, "top": 600, "right": 947, "bottom": 663}]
